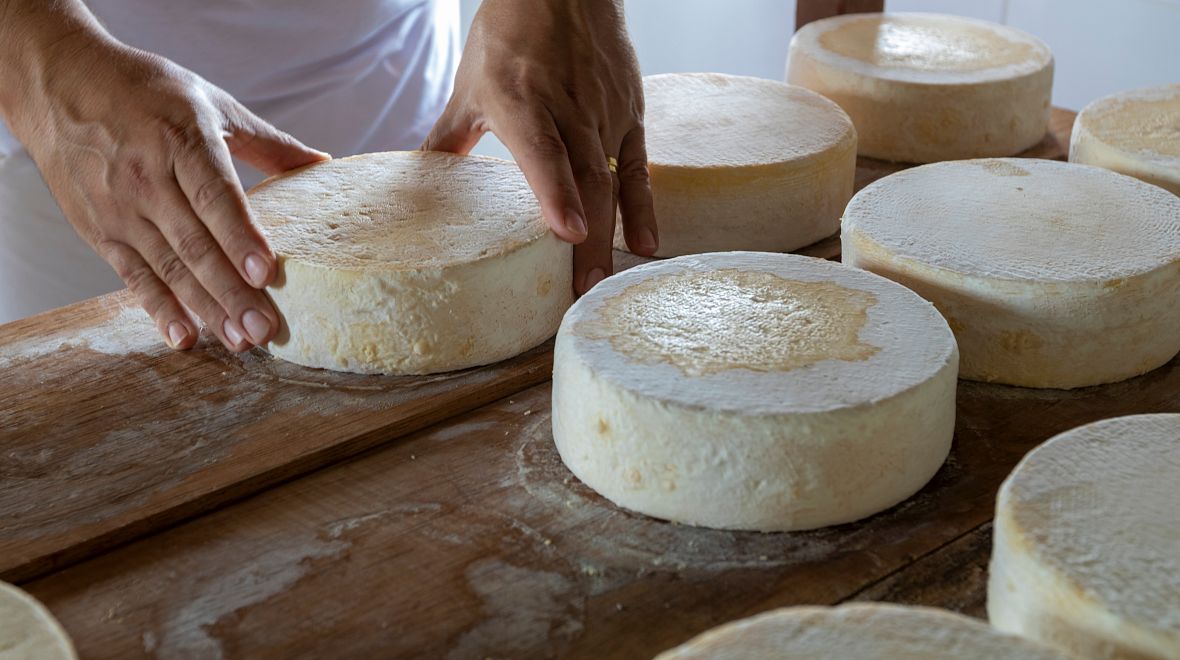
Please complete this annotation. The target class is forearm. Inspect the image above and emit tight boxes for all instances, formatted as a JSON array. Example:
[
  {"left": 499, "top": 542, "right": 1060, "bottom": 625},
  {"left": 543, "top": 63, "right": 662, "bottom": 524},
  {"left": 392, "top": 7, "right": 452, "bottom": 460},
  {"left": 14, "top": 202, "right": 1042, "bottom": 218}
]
[{"left": 0, "top": 0, "right": 114, "bottom": 126}]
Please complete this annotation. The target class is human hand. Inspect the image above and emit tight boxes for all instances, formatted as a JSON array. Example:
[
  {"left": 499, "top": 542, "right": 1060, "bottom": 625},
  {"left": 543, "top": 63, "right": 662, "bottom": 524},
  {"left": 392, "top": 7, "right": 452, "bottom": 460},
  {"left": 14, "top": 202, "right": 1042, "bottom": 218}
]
[
  {"left": 1, "top": 26, "right": 328, "bottom": 351},
  {"left": 423, "top": 0, "right": 657, "bottom": 294}
]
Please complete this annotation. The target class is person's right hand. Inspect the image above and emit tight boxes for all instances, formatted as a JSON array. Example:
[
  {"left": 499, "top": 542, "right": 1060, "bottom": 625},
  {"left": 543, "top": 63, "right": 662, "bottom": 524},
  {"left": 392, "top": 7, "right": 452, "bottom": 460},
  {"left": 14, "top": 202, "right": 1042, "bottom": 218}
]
[{"left": 2, "top": 29, "right": 329, "bottom": 351}]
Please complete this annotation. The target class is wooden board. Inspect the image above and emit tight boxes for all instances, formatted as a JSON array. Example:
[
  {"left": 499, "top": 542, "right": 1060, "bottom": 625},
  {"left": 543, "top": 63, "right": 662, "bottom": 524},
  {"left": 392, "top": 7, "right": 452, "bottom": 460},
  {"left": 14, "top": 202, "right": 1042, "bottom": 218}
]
[
  {"left": 0, "top": 108, "right": 1076, "bottom": 589},
  {"left": 849, "top": 523, "right": 993, "bottom": 618},
  {"left": 0, "top": 292, "right": 553, "bottom": 583},
  {"left": 25, "top": 347, "right": 1180, "bottom": 659}
]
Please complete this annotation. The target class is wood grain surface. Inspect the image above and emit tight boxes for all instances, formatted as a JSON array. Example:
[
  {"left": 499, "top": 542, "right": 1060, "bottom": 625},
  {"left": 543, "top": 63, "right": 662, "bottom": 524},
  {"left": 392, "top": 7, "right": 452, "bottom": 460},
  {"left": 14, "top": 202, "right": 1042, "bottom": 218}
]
[
  {"left": 849, "top": 523, "right": 993, "bottom": 618},
  {"left": 26, "top": 346, "right": 1180, "bottom": 659},
  {"left": 0, "top": 292, "right": 553, "bottom": 583}
]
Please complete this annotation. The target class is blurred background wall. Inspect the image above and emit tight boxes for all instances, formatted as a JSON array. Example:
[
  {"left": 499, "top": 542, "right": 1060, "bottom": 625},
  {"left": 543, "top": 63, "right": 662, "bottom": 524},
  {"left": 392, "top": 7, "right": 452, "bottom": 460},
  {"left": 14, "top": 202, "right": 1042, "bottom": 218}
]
[{"left": 458, "top": 0, "right": 1180, "bottom": 160}]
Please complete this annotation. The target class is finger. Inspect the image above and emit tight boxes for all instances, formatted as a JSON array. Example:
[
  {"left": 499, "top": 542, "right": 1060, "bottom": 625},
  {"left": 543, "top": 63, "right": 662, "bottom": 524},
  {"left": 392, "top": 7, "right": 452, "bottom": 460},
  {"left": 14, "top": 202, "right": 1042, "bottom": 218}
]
[
  {"left": 222, "top": 100, "right": 331, "bottom": 176},
  {"left": 97, "top": 239, "right": 200, "bottom": 350},
  {"left": 495, "top": 108, "right": 589, "bottom": 245},
  {"left": 616, "top": 125, "right": 658, "bottom": 256},
  {"left": 421, "top": 102, "right": 482, "bottom": 154},
  {"left": 172, "top": 123, "right": 279, "bottom": 291},
  {"left": 127, "top": 221, "right": 253, "bottom": 352},
  {"left": 557, "top": 124, "right": 615, "bottom": 294},
  {"left": 151, "top": 178, "right": 279, "bottom": 347}
]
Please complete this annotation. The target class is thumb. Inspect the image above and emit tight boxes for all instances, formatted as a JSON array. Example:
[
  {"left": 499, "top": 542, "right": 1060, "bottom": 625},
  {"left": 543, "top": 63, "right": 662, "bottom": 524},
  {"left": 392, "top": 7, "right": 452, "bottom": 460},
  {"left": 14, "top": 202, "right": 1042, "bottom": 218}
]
[
  {"left": 224, "top": 101, "right": 331, "bottom": 176},
  {"left": 421, "top": 103, "right": 482, "bottom": 154}
]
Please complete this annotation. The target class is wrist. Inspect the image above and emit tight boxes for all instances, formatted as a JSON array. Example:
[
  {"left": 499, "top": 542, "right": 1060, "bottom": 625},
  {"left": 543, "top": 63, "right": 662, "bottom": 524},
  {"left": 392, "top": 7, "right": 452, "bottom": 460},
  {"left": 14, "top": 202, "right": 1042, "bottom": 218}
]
[{"left": 0, "top": 1, "right": 113, "bottom": 129}]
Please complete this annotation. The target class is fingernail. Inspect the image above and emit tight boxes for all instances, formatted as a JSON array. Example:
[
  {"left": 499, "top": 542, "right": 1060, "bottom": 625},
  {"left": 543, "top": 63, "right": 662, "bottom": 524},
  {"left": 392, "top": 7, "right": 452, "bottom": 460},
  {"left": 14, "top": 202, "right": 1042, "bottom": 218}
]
[
  {"left": 223, "top": 318, "right": 246, "bottom": 347},
  {"left": 583, "top": 267, "right": 606, "bottom": 292},
  {"left": 638, "top": 227, "right": 658, "bottom": 253},
  {"left": 242, "top": 309, "right": 271, "bottom": 344},
  {"left": 245, "top": 253, "right": 270, "bottom": 288},
  {"left": 166, "top": 322, "right": 189, "bottom": 349},
  {"left": 565, "top": 211, "right": 588, "bottom": 238}
]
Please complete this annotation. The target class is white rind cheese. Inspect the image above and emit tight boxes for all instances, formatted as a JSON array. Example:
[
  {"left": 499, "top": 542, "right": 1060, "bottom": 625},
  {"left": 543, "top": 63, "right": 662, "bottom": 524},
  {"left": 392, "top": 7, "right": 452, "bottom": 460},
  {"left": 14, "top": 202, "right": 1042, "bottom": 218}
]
[
  {"left": 0, "top": 582, "right": 77, "bottom": 660},
  {"left": 250, "top": 151, "right": 573, "bottom": 375},
  {"left": 988, "top": 414, "right": 1180, "bottom": 659},
  {"left": 623, "top": 73, "right": 857, "bottom": 257},
  {"left": 1071, "top": 84, "right": 1180, "bottom": 196},
  {"left": 787, "top": 12, "right": 1053, "bottom": 163},
  {"left": 656, "top": 603, "right": 1069, "bottom": 659},
  {"left": 842, "top": 158, "right": 1180, "bottom": 389},
  {"left": 551, "top": 252, "right": 958, "bottom": 532}
]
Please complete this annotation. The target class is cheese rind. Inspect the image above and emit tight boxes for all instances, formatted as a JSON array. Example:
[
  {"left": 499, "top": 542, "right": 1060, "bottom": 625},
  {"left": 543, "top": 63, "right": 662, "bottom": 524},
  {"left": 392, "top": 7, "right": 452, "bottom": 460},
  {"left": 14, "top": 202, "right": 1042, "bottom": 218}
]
[
  {"left": 787, "top": 12, "right": 1053, "bottom": 163},
  {"left": 552, "top": 252, "right": 958, "bottom": 532},
  {"left": 988, "top": 414, "right": 1180, "bottom": 659},
  {"left": 622, "top": 73, "right": 856, "bottom": 257},
  {"left": 656, "top": 603, "right": 1069, "bottom": 659},
  {"left": 249, "top": 151, "right": 573, "bottom": 375},
  {"left": 0, "top": 582, "right": 77, "bottom": 660},
  {"left": 842, "top": 158, "right": 1180, "bottom": 388},
  {"left": 1070, "top": 84, "right": 1180, "bottom": 196}
]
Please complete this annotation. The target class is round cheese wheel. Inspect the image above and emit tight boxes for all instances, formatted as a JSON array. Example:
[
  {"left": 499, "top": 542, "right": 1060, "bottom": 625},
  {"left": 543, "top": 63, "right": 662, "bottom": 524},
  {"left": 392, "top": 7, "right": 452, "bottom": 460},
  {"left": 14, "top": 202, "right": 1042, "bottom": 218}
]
[
  {"left": 619, "top": 73, "right": 856, "bottom": 257},
  {"left": 787, "top": 12, "right": 1053, "bottom": 163},
  {"left": 1071, "top": 84, "right": 1180, "bottom": 197},
  {"left": 0, "top": 582, "right": 77, "bottom": 660},
  {"left": 250, "top": 151, "right": 573, "bottom": 375},
  {"left": 656, "top": 603, "right": 1069, "bottom": 659},
  {"left": 988, "top": 414, "right": 1180, "bottom": 658},
  {"left": 551, "top": 252, "right": 958, "bottom": 532},
  {"left": 842, "top": 158, "right": 1180, "bottom": 389}
]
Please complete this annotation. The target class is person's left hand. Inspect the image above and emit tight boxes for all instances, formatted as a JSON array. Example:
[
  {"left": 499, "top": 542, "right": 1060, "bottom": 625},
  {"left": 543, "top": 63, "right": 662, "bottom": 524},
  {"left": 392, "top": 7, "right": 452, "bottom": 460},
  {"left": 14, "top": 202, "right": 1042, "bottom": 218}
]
[{"left": 422, "top": 0, "right": 657, "bottom": 294}]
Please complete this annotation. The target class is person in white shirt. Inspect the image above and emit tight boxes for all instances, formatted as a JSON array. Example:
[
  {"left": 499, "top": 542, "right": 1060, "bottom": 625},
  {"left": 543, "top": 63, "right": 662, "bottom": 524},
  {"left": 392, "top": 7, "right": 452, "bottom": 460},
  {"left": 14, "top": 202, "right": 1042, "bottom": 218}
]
[
  {"left": 0, "top": 0, "right": 875, "bottom": 353},
  {"left": 0, "top": 0, "right": 660, "bottom": 352}
]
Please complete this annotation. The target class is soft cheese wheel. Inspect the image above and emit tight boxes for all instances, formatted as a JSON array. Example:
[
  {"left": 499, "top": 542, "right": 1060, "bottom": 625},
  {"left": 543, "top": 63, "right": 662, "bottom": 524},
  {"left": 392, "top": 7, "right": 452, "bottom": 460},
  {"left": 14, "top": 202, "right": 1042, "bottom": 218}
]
[
  {"left": 1071, "top": 84, "right": 1180, "bottom": 196},
  {"left": 620, "top": 73, "right": 857, "bottom": 257},
  {"left": 552, "top": 252, "right": 958, "bottom": 532},
  {"left": 656, "top": 603, "right": 1069, "bottom": 660},
  {"left": 842, "top": 158, "right": 1180, "bottom": 389},
  {"left": 0, "top": 582, "right": 77, "bottom": 660},
  {"left": 250, "top": 151, "right": 573, "bottom": 375},
  {"left": 787, "top": 12, "right": 1053, "bottom": 163},
  {"left": 989, "top": 414, "right": 1180, "bottom": 658}
]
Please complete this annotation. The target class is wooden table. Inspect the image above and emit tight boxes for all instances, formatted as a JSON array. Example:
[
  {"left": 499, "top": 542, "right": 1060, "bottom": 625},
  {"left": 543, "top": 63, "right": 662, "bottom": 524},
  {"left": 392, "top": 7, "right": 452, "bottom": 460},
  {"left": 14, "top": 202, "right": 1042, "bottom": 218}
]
[{"left": 3, "top": 109, "right": 1134, "bottom": 659}]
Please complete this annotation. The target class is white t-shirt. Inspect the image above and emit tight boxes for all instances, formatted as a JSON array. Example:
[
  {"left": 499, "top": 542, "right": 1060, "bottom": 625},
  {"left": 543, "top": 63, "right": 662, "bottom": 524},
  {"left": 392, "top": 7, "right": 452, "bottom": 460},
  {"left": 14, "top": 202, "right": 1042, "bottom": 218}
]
[
  {"left": 0, "top": 0, "right": 460, "bottom": 322},
  {"left": 0, "top": 0, "right": 459, "bottom": 181}
]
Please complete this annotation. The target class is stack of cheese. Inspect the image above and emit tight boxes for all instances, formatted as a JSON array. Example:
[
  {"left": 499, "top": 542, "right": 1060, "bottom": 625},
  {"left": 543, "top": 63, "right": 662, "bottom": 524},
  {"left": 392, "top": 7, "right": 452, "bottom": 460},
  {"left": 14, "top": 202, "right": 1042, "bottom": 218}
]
[
  {"left": 787, "top": 12, "right": 1053, "bottom": 163},
  {"left": 627, "top": 73, "right": 857, "bottom": 257},
  {"left": 1071, "top": 83, "right": 1180, "bottom": 196},
  {"left": 989, "top": 414, "right": 1180, "bottom": 658},
  {"left": 843, "top": 157, "right": 1180, "bottom": 388},
  {"left": 552, "top": 252, "right": 958, "bottom": 532},
  {"left": 249, "top": 151, "right": 573, "bottom": 375},
  {"left": 0, "top": 582, "right": 77, "bottom": 660},
  {"left": 656, "top": 603, "right": 1069, "bottom": 659}
]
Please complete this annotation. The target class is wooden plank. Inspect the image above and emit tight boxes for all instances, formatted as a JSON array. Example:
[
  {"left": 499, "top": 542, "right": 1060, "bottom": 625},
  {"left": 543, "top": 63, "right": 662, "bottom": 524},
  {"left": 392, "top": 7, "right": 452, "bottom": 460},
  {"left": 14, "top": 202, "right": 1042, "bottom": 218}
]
[
  {"left": 0, "top": 291, "right": 553, "bottom": 583},
  {"left": 846, "top": 523, "right": 992, "bottom": 618},
  {"left": 25, "top": 348, "right": 1180, "bottom": 659}
]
